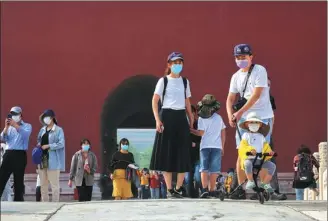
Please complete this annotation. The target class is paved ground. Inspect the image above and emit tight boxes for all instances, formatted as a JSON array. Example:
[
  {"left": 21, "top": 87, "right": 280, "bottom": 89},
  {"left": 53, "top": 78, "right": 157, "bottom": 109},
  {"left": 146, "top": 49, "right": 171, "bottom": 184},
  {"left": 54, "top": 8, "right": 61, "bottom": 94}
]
[{"left": 1, "top": 199, "right": 327, "bottom": 221}]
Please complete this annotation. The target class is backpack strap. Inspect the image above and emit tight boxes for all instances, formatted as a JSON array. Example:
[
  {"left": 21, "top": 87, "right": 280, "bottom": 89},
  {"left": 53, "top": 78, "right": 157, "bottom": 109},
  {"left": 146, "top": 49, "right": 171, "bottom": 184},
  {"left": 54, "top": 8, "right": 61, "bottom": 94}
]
[
  {"left": 162, "top": 77, "right": 168, "bottom": 105},
  {"left": 182, "top": 77, "right": 187, "bottom": 99},
  {"left": 162, "top": 76, "right": 187, "bottom": 106}
]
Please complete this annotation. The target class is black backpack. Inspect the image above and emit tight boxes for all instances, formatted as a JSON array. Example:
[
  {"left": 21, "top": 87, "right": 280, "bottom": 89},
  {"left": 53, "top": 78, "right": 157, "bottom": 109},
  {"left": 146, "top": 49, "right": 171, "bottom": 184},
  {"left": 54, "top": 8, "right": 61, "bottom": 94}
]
[
  {"left": 161, "top": 76, "right": 188, "bottom": 105},
  {"left": 294, "top": 153, "right": 313, "bottom": 183}
]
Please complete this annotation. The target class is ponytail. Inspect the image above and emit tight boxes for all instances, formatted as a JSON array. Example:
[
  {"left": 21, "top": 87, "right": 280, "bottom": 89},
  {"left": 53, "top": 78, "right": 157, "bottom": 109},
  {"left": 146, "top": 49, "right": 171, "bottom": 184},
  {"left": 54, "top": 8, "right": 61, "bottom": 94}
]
[{"left": 164, "top": 67, "right": 171, "bottom": 76}]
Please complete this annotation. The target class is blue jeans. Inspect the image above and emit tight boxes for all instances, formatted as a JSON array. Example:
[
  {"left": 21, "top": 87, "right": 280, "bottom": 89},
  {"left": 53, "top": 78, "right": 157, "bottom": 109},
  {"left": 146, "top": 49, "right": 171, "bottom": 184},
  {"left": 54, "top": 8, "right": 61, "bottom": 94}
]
[
  {"left": 200, "top": 148, "right": 222, "bottom": 173},
  {"left": 185, "top": 162, "right": 201, "bottom": 184},
  {"left": 150, "top": 188, "right": 160, "bottom": 199},
  {"left": 236, "top": 118, "right": 273, "bottom": 147},
  {"left": 295, "top": 188, "right": 304, "bottom": 200},
  {"left": 160, "top": 183, "right": 167, "bottom": 198}
]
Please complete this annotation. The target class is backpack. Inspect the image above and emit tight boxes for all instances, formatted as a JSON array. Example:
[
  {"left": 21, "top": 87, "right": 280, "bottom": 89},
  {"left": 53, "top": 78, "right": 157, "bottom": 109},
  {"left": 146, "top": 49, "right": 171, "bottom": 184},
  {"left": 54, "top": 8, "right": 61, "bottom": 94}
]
[
  {"left": 161, "top": 76, "right": 188, "bottom": 106},
  {"left": 294, "top": 153, "right": 313, "bottom": 183}
]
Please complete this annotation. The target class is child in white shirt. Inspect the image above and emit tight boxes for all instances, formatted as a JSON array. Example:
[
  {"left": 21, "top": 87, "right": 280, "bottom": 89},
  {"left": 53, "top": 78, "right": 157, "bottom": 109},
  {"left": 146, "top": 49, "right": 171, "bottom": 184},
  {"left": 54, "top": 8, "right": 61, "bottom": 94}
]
[{"left": 191, "top": 94, "right": 226, "bottom": 198}]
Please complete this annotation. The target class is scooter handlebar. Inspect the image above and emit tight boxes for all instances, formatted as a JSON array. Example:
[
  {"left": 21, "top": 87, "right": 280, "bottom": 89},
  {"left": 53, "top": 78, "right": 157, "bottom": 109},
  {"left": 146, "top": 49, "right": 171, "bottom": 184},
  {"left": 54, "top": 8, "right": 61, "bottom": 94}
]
[{"left": 246, "top": 152, "right": 278, "bottom": 157}]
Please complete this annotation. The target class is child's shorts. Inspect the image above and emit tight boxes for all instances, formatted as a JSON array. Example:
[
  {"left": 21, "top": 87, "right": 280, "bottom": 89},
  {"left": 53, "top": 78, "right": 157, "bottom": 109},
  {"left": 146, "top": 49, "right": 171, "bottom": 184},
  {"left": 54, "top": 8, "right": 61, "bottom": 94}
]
[{"left": 200, "top": 148, "right": 222, "bottom": 174}]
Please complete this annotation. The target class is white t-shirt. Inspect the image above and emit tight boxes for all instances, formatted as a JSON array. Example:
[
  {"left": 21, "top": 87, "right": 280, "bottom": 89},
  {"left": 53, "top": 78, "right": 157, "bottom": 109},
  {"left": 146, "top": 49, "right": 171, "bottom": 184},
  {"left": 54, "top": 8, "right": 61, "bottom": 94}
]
[
  {"left": 154, "top": 76, "right": 191, "bottom": 110},
  {"left": 198, "top": 113, "right": 226, "bottom": 149},
  {"left": 241, "top": 132, "right": 266, "bottom": 158},
  {"left": 229, "top": 64, "right": 273, "bottom": 119}
]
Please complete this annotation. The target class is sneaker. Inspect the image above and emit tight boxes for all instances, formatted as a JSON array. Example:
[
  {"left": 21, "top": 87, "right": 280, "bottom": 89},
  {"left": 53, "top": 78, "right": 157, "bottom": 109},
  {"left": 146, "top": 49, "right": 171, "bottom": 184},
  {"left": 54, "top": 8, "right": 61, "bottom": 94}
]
[
  {"left": 245, "top": 181, "right": 256, "bottom": 190},
  {"left": 270, "top": 192, "right": 287, "bottom": 201},
  {"left": 209, "top": 191, "right": 218, "bottom": 198},
  {"left": 200, "top": 188, "right": 209, "bottom": 198},
  {"left": 250, "top": 193, "right": 258, "bottom": 200},
  {"left": 262, "top": 184, "right": 274, "bottom": 193},
  {"left": 172, "top": 187, "right": 184, "bottom": 198},
  {"left": 229, "top": 187, "right": 246, "bottom": 200},
  {"left": 166, "top": 189, "right": 174, "bottom": 198}
]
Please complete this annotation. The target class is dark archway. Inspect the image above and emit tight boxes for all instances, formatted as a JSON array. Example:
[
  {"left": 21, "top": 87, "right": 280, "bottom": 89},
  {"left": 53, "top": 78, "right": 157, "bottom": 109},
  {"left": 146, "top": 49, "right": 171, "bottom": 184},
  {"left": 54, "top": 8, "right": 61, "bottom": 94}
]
[{"left": 99, "top": 74, "right": 159, "bottom": 199}]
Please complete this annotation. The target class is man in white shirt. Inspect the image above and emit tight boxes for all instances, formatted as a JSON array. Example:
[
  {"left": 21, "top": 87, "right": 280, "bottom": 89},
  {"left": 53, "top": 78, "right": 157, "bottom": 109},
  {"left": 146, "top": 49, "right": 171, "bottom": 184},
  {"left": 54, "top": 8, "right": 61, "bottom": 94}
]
[{"left": 226, "top": 44, "right": 274, "bottom": 199}]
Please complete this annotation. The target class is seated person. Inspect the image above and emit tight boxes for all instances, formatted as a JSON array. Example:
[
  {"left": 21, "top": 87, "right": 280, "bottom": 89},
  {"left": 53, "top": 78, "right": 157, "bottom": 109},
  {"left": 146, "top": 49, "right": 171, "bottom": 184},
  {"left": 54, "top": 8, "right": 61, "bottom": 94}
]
[{"left": 238, "top": 112, "right": 276, "bottom": 192}]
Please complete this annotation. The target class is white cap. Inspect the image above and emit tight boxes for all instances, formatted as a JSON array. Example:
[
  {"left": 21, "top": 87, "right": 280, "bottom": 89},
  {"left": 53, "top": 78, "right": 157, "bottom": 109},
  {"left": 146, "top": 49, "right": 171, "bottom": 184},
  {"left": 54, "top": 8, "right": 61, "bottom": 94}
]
[{"left": 10, "top": 106, "right": 22, "bottom": 114}]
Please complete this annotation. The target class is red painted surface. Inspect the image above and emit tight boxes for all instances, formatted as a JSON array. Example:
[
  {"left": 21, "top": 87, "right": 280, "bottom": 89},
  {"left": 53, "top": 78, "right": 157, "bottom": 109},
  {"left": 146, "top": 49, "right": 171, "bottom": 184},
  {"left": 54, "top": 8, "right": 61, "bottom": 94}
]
[{"left": 1, "top": 2, "right": 326, "bottom": 173}]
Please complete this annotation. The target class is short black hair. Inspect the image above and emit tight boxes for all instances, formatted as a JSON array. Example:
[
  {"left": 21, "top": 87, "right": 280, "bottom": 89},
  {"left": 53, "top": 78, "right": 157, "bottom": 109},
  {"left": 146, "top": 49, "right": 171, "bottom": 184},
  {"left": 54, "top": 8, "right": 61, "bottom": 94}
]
[
  {"left": 80, "top": 138, "right": 91, "bottom": 146},
  {"left": 297, "top": 144, "right": 312, "bottom": 154},
  {"left": 119, "top": 138, "right": 129, "bottom": 147}
]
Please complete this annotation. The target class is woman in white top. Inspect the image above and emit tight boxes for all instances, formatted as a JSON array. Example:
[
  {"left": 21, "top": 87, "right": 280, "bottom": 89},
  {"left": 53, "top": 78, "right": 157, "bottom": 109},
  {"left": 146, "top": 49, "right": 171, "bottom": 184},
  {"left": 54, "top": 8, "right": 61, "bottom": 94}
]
[{"left": 149, "top": 52, "right": 193, "bottom": 198}]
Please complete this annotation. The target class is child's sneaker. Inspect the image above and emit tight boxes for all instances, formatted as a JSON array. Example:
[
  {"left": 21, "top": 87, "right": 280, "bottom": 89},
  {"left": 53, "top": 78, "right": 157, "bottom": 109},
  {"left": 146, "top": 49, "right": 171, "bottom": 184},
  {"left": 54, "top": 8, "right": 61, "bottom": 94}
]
[
  {"left": 262, "top": 184, "right": 274, "bottom": 193},
  {"left": 245, "top": 180, "right": 256, "bottom": 190},
  {"left": 200, "top": 188, "right": 209, "bottom": 198}
]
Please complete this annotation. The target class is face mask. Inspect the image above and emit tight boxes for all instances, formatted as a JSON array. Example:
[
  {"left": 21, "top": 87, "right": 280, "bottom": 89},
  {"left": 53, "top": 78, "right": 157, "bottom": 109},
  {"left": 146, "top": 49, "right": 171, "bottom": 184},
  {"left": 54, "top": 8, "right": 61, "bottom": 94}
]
[
  {"left": 228, "top": 172, "right": 234, "bottom": 177},
  {"left": 82, "top": 145, "right": 90, "bottom": 152},
  {"left": 12, "top": 115, "right": 21, "bottom": 123},
  {"left": 248, "top": 123, "right": 260, "bottom": 132},
  {"left": 43, "top": 117, "right": 52, "bottom": 125},
  {"left": 121, "top": 144, "right": 129, "bottom": 151},
  {"left": 236, "top": 59, "right": 249, "bottom": 69},
  {"left": 171, "top": 64, "right": 183, "bottom": 75}
]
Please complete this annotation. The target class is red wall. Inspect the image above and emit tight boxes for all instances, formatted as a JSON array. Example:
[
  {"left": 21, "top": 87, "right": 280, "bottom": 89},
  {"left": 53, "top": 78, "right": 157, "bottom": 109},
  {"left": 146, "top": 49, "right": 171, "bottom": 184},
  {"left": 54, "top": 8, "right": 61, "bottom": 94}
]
[{"left": 1, "top": 2, "right": 326, "bottom": 173}]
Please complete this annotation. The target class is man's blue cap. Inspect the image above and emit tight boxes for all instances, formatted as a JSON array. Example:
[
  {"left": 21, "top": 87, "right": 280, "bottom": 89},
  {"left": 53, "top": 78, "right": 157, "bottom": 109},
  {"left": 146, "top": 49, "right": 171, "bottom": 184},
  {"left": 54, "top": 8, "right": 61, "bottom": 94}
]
[
  {"left": 167, "top": 52, "right": 184, "bottom": 62},
  {"left": 234, "top": 44, "right": 252, "bottom": 56}
]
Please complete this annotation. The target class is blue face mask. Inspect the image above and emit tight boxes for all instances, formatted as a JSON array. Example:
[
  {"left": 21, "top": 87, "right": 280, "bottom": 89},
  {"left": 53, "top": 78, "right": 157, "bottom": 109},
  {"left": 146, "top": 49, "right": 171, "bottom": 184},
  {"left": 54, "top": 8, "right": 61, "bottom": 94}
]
[
  {"left": 82, "top": 145, "right": 90, "bottom": 152},
  {"left": 171, "top": 64, "right": 183, "bottom": 75},
  {"left": 228, "top": 172, "right": 233, "bottom": 177},
  {"left": 121, "top": 145, "right": 129, "bottom": 151}
]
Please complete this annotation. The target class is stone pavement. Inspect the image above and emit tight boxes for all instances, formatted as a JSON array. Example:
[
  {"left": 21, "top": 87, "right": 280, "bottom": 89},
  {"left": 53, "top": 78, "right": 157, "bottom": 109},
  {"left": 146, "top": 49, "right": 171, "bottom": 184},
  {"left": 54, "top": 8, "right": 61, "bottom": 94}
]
[{"left": 1, "top": 199, "right": 327, "bottom": 221}]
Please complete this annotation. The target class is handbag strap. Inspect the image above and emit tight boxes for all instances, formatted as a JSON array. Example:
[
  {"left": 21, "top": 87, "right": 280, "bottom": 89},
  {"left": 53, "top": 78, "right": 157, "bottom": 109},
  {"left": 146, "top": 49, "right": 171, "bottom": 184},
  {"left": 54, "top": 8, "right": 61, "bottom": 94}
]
[{"left": 241, "top": 64, "right": 255, "bottom": 98}]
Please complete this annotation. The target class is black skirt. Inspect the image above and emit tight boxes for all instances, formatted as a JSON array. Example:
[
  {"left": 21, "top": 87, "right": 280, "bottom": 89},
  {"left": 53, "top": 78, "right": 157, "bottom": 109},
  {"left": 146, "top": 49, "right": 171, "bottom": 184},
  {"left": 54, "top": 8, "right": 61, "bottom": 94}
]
[{"left": 150, "top": 109, "right": 192, "bottom": 173}]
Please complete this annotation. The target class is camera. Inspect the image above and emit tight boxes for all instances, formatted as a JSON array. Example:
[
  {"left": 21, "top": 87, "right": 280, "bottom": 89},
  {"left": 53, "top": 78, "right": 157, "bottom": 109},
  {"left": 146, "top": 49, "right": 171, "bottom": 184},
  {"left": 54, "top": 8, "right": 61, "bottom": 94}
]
[{"left": 233, "top": 98, "right": 247, "bottom": 111}]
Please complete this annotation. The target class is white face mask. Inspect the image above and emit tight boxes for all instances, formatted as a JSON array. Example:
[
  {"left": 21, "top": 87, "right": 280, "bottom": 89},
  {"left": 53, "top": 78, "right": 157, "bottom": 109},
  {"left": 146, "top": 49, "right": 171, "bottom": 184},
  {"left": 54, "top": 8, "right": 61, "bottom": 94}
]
[
  {"left": 248, "top": 123, "right": 260, "bottom": 132},
  {"left": 12, "top": 115, "right": 21, "bottom": 123},
  {"left": 43, "top": 117, "right": 52, "bottom": 125}
]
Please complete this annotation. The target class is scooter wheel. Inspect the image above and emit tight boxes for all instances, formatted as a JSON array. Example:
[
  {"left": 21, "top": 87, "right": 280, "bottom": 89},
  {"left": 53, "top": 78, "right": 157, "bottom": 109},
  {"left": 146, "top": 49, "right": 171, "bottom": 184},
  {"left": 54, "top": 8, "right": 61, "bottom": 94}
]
[
  {"left": 263, "top": 191, "right": 270, "bottom": 201},
  {"left": 258, "top": 192, "right": 264, "bottom": 204},
  {"left": 219, "top": 192, "right": 225, "bottom": 201}
]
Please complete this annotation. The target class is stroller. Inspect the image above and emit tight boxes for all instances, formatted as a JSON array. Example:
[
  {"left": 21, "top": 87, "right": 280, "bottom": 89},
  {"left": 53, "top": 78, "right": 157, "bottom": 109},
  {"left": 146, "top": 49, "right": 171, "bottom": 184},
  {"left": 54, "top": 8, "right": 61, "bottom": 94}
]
[{"left": 229, "top": 152, "right": 277, "bottom": 204}]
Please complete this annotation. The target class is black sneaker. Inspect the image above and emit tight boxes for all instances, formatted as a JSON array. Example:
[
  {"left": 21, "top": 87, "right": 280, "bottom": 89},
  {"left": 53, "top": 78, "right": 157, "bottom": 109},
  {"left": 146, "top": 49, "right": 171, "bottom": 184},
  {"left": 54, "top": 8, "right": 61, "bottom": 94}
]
[
  {"left": 209, "top": 191, "right": 218, "bottom": 199},
  {"left": 250, "top": 193, "right": 258, "bottom": 200},
  {"left": 271, "top": 192, "right": 287, "bottom": 201},
  {"left": 200, "top": 188, "right": 209, "bottom": 198},
  {"left": 229, "top": 187, "right": 246, "bottom": 200},
  {"left": 172, "top": 187, "right": 184, "bottom": 198},
  {"left": 166, "top": 189, "right": 174, "bottom": 198}
]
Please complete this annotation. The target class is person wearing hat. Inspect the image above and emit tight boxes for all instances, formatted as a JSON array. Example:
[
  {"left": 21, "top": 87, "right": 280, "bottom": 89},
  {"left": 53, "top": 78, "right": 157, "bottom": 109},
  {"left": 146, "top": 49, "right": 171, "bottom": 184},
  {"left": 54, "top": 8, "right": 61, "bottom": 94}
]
[
  {"left": 238, "top": 112, "right": 276, "bottom": 192},
  {"left": 37, "top": 109, "right": 65, "bottom": 202},
  {"left": 226, "top": 44, "right": 274, "bottom": 199},
  {"left": 191, "top": 94, "right": 226, "bottom": 198},
  {"left": 0, "top": 106, "right": 32, "bottom": 201},
  {"left": 150, "top": 52, "right": 193, "bottom": 198}
]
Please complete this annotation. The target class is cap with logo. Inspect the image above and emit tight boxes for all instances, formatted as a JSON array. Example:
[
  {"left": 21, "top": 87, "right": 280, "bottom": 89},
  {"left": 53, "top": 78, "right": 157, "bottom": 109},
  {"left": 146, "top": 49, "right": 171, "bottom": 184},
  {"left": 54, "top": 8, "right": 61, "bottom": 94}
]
[
  {"left": 167, "top": 52, "right": 184, "bottom": 62},
  {"left": 234, "top": 44, "right": 252, "bottom": 56},
  {"left": 10, "top": 106, "right": 22, "bottom": 115}
]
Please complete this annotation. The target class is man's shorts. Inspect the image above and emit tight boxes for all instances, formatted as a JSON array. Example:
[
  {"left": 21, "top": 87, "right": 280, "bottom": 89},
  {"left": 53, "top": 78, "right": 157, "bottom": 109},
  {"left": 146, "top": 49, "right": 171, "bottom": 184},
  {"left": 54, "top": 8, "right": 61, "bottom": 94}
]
[
  {"left": 200, "top": 148, "right": 221, "bottom": 174},
  {"left": 235, "top": 118, "right": 273, "bottom": 148}
]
